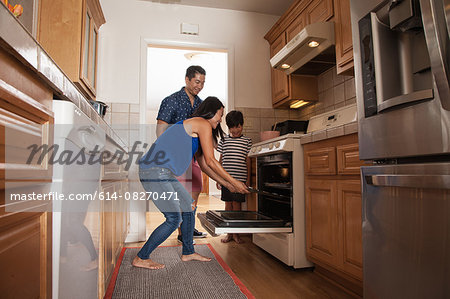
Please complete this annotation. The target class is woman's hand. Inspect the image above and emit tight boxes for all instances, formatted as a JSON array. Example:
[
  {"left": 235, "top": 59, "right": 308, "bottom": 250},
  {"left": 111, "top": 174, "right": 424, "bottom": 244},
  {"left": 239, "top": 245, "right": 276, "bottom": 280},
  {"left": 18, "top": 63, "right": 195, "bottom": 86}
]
[
  {"left": 232, "top": 180, "right": 250, "bottom": 194},
  {"left": 216, "top": 182, "right": 222, "bottom": 190}
]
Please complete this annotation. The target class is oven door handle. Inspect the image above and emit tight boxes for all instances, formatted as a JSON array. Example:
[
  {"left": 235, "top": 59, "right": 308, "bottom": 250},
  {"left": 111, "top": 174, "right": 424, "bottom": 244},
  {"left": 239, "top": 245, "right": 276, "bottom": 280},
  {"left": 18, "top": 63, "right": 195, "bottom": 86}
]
[{"left": 365, "top": 174, "right": 450, "bottom": 189}]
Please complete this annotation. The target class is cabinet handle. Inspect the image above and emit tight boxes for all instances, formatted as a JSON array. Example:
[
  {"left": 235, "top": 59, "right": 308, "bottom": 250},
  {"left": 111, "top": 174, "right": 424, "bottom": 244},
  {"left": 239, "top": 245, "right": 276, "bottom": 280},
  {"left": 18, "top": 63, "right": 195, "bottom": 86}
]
[{"left": 365, "top": 174, "right": 450, "bottom": 189}]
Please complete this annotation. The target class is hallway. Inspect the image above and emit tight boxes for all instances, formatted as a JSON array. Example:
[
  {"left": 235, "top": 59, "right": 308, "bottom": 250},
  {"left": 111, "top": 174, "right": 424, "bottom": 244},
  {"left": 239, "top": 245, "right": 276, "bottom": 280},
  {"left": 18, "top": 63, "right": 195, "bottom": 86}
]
[{"left": 125, "top": 195, "right": 352, "bottom": 299}]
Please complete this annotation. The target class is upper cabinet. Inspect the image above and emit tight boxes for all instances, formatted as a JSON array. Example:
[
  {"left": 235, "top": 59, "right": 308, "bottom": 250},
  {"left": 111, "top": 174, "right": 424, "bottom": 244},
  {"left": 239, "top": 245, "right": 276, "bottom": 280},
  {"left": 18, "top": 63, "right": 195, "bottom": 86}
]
[
  {"left": 37, "top": 0, "right": 105, "bottom": 100},
  {"left": 265, "top": 0, "right": 353, "bottom": 107},
  {"left": 334, "top": 0, "right": 354, "bottom": 75}
]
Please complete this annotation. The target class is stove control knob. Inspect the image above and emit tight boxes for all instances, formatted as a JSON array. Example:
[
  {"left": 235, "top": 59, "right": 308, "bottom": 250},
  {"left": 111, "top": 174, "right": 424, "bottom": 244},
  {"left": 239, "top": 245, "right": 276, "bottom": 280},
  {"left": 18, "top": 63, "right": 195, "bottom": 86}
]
[
  {"left": 257, "top": 146, "right": 262, "bottom": 152},
  {"left": 268, "top": 143, "right": 274, "bottom": 149},
  {"left": 274, "top": 141, "right": 280, "bottom": 148}
]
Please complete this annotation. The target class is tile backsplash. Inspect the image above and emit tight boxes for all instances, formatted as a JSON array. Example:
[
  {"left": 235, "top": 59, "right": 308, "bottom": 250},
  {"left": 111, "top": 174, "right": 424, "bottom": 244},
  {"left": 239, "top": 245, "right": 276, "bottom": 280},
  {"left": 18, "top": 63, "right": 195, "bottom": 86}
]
[
  {"left": 238, "top": 66, "right": 355, "bottom": 143},
  {"left": 103, "top": 67, "right": 355, "bottom": 146}
]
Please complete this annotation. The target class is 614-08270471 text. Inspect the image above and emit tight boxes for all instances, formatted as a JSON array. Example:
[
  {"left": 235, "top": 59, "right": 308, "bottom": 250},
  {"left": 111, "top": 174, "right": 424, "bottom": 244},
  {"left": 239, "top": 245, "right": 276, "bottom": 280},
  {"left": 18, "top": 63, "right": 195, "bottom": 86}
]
[{"left": 9, "top": 191, "right": 179, "bottom": 201}]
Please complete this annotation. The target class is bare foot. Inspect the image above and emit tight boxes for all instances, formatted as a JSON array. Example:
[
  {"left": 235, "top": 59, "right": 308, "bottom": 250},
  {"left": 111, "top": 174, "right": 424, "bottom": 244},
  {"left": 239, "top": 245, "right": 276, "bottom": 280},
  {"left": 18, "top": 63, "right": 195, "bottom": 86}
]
[
  {"left": 132, "top": 256, "right": 165, "bottom": 270},
  {"left": 232, "top": 234, "right": 245, "bottom": 244},
  {"left": 221, "top": 234, "right": 233, "bottom": 243},
  {"left": 181, "top": 253, "right": 211, "bottom": 262},
  {"left": 81, "top": 259, "right": 98, "bottom": 271}
]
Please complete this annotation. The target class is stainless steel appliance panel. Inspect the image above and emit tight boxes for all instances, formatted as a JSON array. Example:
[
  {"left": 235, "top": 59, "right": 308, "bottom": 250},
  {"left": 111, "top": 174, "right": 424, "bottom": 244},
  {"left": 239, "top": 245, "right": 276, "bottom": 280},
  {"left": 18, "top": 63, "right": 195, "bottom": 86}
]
[
  {"left": 351, "top": 0, "right": 450, "bottom": 160},
  {"left": 362, "top": 163, "right": 450, "bottom": 299}
]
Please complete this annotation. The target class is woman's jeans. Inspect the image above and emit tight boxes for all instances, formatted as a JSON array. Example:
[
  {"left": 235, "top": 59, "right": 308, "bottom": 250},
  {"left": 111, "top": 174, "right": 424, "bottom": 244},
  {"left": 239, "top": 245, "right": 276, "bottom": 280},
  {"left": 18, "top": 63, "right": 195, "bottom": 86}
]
[{"left": 137, "top": 167, "right": 195, "bottom": 258}]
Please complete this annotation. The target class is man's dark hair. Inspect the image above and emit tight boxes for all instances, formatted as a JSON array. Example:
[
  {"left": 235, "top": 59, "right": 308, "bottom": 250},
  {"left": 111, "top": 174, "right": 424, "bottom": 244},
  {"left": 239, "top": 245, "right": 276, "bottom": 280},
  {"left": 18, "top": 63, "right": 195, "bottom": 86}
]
[
  {"left": 226, "top": 110, "right": 244, "bottom": 128},
  {"left": 185, "top": 65, "right": 206, "bottom": 80}
]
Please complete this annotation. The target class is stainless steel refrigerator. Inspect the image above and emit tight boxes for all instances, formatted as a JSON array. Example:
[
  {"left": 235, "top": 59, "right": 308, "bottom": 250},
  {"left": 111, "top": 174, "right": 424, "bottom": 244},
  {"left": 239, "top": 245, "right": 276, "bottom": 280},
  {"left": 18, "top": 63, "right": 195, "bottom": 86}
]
[{"left": 350, "top": 0, "right": 450, "bottom": 298}]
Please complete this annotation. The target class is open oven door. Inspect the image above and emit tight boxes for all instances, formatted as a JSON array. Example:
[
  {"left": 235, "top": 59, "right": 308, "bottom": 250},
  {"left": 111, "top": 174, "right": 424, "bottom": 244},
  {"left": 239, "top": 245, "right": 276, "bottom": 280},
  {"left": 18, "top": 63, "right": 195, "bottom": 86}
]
[{"left": 197, "top": 210, "right": 292, "bottom": 236}]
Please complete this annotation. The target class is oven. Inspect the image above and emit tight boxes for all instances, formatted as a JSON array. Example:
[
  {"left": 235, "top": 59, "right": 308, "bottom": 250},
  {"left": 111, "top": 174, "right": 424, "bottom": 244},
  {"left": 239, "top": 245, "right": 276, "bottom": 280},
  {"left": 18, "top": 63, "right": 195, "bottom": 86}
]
[{"left": 198, "top": 134, "right": 312, "bottom": 268}]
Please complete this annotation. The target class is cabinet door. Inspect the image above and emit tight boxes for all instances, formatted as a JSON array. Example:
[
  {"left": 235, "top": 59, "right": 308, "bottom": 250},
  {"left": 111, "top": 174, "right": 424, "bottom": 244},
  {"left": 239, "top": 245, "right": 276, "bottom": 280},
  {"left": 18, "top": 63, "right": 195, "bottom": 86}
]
[
  {"left": 334, "top": 0, "right": 354, "bottom": 74},
  {"left": 100, "top": 181, "right": 115, "bottom": 296},
  {"left": 306, "top": 0, "right": 334, "bottom": 24},
  {"left": 286, "top": 12, "right": 307, "bottom": 42},
  {"left": 0, "top": 52, "right": 53, "bottom": 298},
  {"left": 80, "top": 1, "right": 99, "bottom": 96},
  {"left": 337, "top": 143, "right": 364, "bottom": 175},
  {"left": 270, "top": 33, "right": 289, "bottom": 105},
  {"left": 305, "top": 179, "right": 338, "bottom": 266},
  {"left": 304, "top": 147, "right": 337, "bottom": 175},
  {"left": 337, "top": 180, "right": 363, "bottom": 280}
]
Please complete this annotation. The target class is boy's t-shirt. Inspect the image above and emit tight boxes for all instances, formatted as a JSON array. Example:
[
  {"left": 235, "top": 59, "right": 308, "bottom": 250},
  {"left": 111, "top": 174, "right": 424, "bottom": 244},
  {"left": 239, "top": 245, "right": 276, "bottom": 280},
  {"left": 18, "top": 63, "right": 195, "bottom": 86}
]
[{"left": 217, "top": 135, "right": 252, "bottom": 182}]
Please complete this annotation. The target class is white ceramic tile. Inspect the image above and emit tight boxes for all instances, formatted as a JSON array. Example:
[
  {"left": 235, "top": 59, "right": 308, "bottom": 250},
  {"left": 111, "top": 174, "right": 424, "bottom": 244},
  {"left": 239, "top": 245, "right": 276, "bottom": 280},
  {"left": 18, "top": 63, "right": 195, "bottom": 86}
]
[
  {"left": 261, "top": 117, "right": 275, "bottom": 131},
  {"left": 332, "top": 67, "right": 345, "bottom": 86},
  {"left": 324, "top": 88, "right": 334, "bottom": 108},
  {"left": 327, "top": 126, "right": 344, "bottom": 139},
  {"left": 334, "top": 83, "right": 345, "bottom": 104},
  {"left": 300, "top": 134, "right": 312, "bottom": 144},
  {"left": 345, "top": 78, "right": 356, "bottom": 100},
  {"left": 344, "top": 122, "right": 358, "bottom": 135},
  {"left": 345, "top": 97, "right": 357, "bottom": 106},
  {"left": 322, "top": 68, "right": 334, "bottom": 90},
  {"left": 274, "top": 109, "right": 290, "bottom": 118},
  {"left": 129, "top": 113, "right": 140, "bottom": 125},
  {"left": 112, "top": 103, "right": 130, "bottom": 113},
  {"left": 242, "top": 107, "right": 260, "bottom": 118},
  {"left": 111, "top": 112, "right": 129, "bottom": 125},
  {"left": 130, "top": 104, "right": 140, "bottom": 113},
  {"left": 260, "top": 108, "right": 275, "bottom": 118},
  {"left": 312, "top": 130, "right": 327, "bottom": 142}
]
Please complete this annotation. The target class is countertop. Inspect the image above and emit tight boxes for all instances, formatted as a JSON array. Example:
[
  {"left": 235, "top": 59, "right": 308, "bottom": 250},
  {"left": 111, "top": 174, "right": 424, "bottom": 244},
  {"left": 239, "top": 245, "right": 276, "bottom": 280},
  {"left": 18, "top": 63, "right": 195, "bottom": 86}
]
[
  {"left": 0, "top": 5, "right": 126, "bottom": 150},
  {"left": 300, "top": 120, "right": 358, "bottom": 144}
]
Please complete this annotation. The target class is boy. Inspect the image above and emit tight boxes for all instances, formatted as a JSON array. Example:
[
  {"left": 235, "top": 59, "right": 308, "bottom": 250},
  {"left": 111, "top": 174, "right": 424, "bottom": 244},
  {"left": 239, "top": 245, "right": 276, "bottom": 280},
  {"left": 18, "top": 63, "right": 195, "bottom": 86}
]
[{"left": 217, "top": 110, "right": 252, "bottom": 244}]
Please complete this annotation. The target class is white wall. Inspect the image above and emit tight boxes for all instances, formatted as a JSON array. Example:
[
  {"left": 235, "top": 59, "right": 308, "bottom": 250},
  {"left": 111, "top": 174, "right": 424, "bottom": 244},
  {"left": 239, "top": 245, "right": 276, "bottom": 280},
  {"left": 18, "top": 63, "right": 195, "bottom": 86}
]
[{"left": 97, "top": 0, "right": 278, "bottom": 108}]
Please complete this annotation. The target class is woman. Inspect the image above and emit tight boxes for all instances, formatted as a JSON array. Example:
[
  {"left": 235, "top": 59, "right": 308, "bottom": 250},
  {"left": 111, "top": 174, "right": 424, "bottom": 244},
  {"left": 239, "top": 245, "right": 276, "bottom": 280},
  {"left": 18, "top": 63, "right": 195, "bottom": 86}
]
[{"left": 133, "top": 96, "right": 249, "bottom": 270}]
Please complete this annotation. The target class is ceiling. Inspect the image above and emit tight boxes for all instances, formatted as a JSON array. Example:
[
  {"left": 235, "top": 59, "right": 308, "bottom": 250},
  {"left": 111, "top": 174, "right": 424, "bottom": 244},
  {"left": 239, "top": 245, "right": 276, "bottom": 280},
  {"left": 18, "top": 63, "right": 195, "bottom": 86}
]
[{"left": 141, "top": 0, "right": 296, "bottom": 16}]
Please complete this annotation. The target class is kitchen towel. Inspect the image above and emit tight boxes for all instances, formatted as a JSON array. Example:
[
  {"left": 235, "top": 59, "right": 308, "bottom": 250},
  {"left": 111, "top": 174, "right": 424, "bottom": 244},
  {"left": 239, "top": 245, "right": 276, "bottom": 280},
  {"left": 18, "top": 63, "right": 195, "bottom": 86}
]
[{"left": 105, "top": 245, "right": 254, "bottom": 299}]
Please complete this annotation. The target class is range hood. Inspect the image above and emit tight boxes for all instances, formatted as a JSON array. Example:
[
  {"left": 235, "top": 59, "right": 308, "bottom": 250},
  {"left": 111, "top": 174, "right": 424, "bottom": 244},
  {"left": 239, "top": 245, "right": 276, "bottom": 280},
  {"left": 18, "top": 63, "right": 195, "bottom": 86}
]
[{"left": 270, "top": 22, "right": 336, "bottom": 75}]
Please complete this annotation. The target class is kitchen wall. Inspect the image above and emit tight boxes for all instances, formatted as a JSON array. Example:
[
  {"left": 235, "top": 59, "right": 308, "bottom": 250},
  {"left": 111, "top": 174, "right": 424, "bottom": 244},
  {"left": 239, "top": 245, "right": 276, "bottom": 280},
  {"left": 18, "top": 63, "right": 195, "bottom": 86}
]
[
  {"left": 97, "top": 0, "right": 279, "bottom": 109},
  {"left": 238, "top": 66, "right": 355, "bottom": 143}
]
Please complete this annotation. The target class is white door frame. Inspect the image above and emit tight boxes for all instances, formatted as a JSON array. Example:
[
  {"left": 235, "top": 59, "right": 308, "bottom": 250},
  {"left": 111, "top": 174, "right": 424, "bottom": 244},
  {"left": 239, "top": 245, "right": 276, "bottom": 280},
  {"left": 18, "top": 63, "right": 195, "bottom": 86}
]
[{"left": 125, "top": 38, "right": 234, "bottom": 242}]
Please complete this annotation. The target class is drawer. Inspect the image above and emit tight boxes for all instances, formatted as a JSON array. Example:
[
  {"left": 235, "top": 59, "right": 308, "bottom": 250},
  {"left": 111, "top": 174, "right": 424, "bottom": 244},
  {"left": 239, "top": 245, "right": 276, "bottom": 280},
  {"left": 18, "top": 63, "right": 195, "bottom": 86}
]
[
  {"left": 253, "top": 233, "right": 294, "bottom": 266},
  {"left": 305, "top": 147, "right": 336, "bottom": 175},
  {"left": 337, "top": 143, "right": 364, "bottom": 175}
]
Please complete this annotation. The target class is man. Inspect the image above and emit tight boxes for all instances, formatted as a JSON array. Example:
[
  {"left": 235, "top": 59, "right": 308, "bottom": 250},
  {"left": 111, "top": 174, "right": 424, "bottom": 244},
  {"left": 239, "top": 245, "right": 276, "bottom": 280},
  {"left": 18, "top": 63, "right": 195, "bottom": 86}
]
[{"left": 156, "top": 65, "right": 208, "bottom": 241}]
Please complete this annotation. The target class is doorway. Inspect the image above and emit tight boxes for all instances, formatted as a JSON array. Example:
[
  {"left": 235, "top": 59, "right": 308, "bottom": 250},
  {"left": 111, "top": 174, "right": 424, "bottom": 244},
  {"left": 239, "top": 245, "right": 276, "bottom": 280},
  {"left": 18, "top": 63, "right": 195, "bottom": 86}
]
[{"left": 146, "top": 45, "right": 228, "bottom": 196}]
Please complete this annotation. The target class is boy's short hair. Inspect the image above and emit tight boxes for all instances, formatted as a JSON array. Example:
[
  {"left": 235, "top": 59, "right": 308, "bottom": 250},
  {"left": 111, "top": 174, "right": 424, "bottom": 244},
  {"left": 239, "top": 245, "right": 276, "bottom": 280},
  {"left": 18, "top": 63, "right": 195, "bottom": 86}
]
[{"left": 226, "top": 110, "right": 244, "bottom": 128}]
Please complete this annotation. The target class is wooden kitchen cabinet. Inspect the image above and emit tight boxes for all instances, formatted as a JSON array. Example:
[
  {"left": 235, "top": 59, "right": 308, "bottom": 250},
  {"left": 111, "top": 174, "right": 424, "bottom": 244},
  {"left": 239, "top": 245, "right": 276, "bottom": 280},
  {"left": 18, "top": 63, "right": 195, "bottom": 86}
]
[
  {"left": 0, "top": 47, "right": 53, "bottom": 298},
  {"left": 98, "top": 139, "right": 128, "bottom": 298},
  {"left": 265, "top": 0, "right": 355, "bottom": 105},
  {"left": 334, "top": 0, "right": 354, "bottom": 75},
  {"left": 38, "top": 0, "right": 105, "bottom": 99},
  {"left": 304, "top": 133, "right": 363, "bottom": 296},
  {"left": 305, "top": 0, "right": 334, "bottom": 24},
  {"left": 270, "top": 33, "right": 289, "bottom": 105},
  {"left": 269, "top": 31, "right": 319, "bottom": 107},
  {"left": 265, "top": 0, "right": 332, "bottom": 107}
]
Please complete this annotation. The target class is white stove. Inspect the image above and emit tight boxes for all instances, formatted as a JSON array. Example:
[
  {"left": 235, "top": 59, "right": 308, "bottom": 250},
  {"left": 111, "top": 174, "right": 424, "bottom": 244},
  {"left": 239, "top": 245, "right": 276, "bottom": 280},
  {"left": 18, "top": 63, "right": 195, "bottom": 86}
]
[{"left": 249, "top": 133, "right": 304, "bottom": 157}]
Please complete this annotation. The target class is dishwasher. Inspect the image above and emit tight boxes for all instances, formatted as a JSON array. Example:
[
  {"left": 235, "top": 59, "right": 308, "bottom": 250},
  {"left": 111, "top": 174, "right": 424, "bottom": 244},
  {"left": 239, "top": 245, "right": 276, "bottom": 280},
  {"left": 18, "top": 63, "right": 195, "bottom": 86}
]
[{"left": 52, "top": 100, "right": 105, "bottom": 299}]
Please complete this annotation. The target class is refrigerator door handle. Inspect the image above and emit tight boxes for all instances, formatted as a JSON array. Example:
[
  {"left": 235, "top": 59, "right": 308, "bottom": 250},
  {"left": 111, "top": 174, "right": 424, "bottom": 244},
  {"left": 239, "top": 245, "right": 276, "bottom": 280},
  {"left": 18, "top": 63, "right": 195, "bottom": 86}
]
[
  {"left": 419, "top": 0, "right": 450, "bottom": 110},
  {"left": 365, "top": 174, "right": 450, "bottom": 189}
]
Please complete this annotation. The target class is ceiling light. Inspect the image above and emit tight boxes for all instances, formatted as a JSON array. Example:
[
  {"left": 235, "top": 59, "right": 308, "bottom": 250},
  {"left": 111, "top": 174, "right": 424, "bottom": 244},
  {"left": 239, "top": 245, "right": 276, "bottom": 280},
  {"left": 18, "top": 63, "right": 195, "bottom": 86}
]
[
  {"left": 184, "top": 52, "right": 211, "bottom": 62},
  {"left": 290, "top": 100, "right": 309, "bottom": 109},
  {"left": 281, "top": 63, "right": 290, "bottom": 69},
  {"left": 308, "top": 40, "right": 319, "bottom": 48}
]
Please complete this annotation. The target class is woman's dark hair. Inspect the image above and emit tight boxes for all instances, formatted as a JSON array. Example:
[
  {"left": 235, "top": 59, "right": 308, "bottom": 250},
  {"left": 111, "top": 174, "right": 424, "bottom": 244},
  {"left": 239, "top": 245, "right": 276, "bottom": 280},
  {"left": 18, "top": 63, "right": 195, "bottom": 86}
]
[
  {"left": 225, "top": 110, "right": 244, "bottom": 128},
  {"left": 191, "top": 96, "right": 225, "bottom": 146}
]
